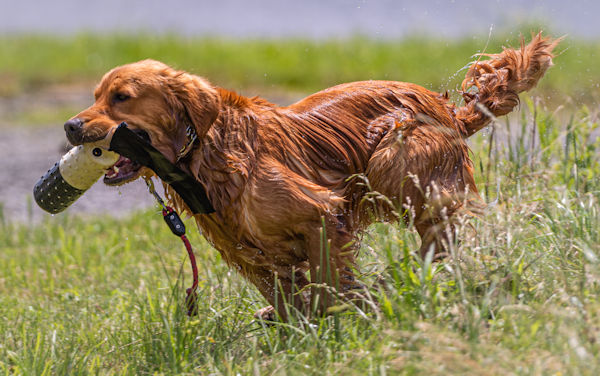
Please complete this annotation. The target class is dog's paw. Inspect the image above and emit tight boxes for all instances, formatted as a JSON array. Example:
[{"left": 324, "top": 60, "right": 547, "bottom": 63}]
[{"left": 254, "top": 305, "right": 277, "bottom": 322}]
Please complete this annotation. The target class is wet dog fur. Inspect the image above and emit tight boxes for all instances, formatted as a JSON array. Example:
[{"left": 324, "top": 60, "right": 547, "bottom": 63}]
[{"left": 65, "top": 33, "right": 559, "bottom": 320}]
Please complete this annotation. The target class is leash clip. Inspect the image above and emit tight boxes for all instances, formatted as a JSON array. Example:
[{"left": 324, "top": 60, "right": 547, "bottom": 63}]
[{"left": 145, "top": 178, "right": 167, "bottom": 211}]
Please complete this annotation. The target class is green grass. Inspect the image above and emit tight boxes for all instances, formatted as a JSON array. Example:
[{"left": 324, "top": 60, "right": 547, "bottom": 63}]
[
  {"left": 2, "top": 33, "right": 598, "bottom": 125},
  {"left": 0, "top": 32, "right": 598, "bottom": 101},
  {"left": 1, "top": 98, "right": 599, "bottom": 374}
]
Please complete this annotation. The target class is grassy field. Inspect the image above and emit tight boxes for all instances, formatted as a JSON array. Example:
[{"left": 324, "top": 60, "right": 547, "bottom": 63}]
[
  {"left": 1, "top": 99, "right": 600, "bottom": 375},
  {"left": 1, "top": 33, "right": 598, "bottom": 126},
  {"left": 1, "top": 34, "right": 600, "bottom": 374},
  {"left": 0, "top": 33, "right": 599, "bottom": 102}
]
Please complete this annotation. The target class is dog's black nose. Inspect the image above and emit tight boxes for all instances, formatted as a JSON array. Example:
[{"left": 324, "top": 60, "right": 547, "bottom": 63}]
[{"left": 64, "top": 118, "right": 84, "bottom": 144}]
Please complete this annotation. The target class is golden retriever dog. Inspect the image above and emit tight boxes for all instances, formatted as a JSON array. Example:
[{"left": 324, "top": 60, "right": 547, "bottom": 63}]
[{"left": 64, "top": 33, "right": 558, "bottom": 320}]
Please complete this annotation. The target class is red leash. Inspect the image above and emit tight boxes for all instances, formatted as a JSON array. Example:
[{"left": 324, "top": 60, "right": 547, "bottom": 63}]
[
  {"left": 162, "top": 207, "right": 199, "bottom": 316},
  {"left": 146, "top": 179, "right": 199, "bottom": 316},
  {"left": 180, "top": 234, "right": 199, "bottom": 315}
]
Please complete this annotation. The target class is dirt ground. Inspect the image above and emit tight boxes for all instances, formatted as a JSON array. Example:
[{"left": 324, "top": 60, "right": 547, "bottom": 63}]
[{"left": 0, "top": 89, "right": 156, "bottom": 223}]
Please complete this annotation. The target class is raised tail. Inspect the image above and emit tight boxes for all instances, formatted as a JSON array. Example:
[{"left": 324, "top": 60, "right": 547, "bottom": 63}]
[{"left": 456, "top": 32, "right": 561, "bottom": 137}]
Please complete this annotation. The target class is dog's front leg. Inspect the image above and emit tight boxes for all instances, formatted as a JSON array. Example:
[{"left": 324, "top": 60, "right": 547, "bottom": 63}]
[
  {"left": 303, "top": 215, "right": 360, "bottom": 316},
  {"left": 246, "top": 266, "right": 310, "bottom": 321}
]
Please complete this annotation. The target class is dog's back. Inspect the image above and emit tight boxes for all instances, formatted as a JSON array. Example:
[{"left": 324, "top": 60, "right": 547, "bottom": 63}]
[{"left": 247, "top": 33, "right": 560, "bottom": 256}]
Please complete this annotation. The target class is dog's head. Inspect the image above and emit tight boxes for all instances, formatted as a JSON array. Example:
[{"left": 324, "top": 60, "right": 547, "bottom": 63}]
[{"left": 64, "top": 59, "right": 220, "bottom": 185}]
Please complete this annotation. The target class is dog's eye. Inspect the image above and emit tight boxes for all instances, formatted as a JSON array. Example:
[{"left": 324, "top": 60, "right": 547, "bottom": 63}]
[{"left": 113, "top": 93, "right": 130, "bottom": 103}]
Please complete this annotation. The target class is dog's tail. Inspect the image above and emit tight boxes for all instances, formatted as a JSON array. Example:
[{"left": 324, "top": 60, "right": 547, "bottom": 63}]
[{"left": 456, "top": 32, "right": 561, "bottom": 137}]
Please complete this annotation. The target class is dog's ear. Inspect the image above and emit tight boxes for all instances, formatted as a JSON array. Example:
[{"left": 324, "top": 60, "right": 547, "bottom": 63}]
[{"left": 164, "top": 70, "right": 220, "bottom": 139}]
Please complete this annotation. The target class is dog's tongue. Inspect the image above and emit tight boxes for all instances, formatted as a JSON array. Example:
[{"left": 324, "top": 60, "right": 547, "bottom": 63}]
[{"left": 115, "top": 155, "right": 132, "bottom": 167}]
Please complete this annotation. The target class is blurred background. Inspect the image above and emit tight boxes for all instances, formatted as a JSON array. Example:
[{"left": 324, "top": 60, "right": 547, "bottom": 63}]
[{"left": 1, "top": 0, "right": 598, "bottom": 222}]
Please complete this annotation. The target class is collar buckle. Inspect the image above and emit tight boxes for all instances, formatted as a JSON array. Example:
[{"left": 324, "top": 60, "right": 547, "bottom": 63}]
[{"left": 176, "top": 125, "right": 198, "bottom": 162}]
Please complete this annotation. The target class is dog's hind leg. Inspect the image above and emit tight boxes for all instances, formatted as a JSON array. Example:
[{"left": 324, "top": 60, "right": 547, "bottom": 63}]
[
  {"left": 414, "top": 205, "right": 458, "bottom": 260},
  {"left": 365, "top": 118, "right": 480, "bottom": 259}
]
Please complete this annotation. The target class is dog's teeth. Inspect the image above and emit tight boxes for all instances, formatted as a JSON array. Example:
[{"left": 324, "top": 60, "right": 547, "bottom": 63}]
[{"left": 105, "top": 166, "right": 118, "bottom": 178}]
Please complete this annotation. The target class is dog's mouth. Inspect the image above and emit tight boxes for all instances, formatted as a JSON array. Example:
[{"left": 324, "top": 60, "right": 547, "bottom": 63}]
[
  {"left": 103, "top": 155, "right": 142, "bottom": 186},
  {"left": 101, "top": 127, "right": 150, "bottom": 186}
]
